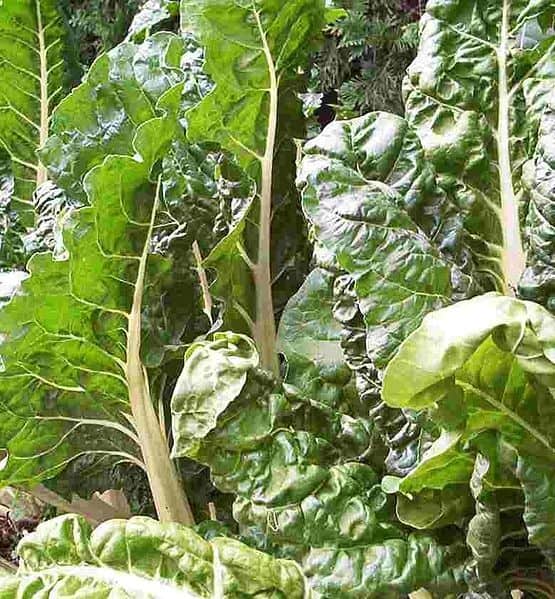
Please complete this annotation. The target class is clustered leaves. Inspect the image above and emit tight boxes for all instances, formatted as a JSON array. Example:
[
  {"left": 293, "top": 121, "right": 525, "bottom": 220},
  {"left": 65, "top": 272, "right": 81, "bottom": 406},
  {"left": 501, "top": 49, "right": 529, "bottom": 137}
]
[{"left": 0, "top": 0, "right": 554, "bottom": 597}]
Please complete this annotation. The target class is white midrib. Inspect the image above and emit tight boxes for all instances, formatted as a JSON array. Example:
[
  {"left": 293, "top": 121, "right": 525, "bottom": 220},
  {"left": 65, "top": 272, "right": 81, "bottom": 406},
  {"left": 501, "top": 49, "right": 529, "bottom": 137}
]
[
  {"left": 497, "top": 0, "right": 526, "bottom": 294},
  {"left": 126, "top": 179, "right": 194, "bottom": 525},
  {"left": 30, "top": 565, "right": 201, "bottom": 599},
  {"left": 35, "top": 0, "right": 49, "bottom": 187},
  {"left": 252, "top": 9, "right": 279, "bottom": 376}
]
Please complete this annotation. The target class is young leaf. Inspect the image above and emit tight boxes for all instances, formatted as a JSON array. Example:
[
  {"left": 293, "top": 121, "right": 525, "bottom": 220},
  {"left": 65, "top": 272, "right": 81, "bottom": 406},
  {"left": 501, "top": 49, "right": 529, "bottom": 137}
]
[
  {"left": 383, "top": 293, "right": 555, "bottom": 564},
  {"left": 0, "top": 514, "right": 308, "bottom": 598},
  {"left": 0, "top": 0, "right": 77, "bottom": 225},
  {"left": 404, "top": 0, "right": 555, "bottom": 294}
]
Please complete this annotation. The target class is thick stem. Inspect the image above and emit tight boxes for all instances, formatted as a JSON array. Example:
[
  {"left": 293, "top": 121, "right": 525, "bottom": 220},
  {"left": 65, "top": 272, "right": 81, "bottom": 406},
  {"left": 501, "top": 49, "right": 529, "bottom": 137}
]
[
  {"left": 35, "top": 0, "right": 49, "bottom": 187},
  {"left": 497, "top": 0, "right": 526, "bottom": 294},
  {"left": 127, "top": 180, "right": 194, "bottom": 525},
  {"left": 253, "top": 10, "right": 279, "bottom": 376}
]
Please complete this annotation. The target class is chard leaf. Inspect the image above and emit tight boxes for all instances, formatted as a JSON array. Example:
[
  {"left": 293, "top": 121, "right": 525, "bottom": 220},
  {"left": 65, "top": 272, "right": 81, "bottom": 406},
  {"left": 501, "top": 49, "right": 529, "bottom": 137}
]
[
  {"left": 520, "top": 91, "right": 555, "bottom": 310},
  {"left": 181, "top": 0, "right": 325, "bottom": 172},
  {"left": 0, "top": 514, "right": 308, "bottom": 598},
  {"left": 277, "top": 267, "right": 377, "bottom": 458},
  {"left": 172, "top": 333, "right": 468, "bottom": 598},
  {"left": 298, "top": 112, "right": 468, "bottom": 367},
  {"left": 277, "top": 267, "right": 354, "bottom": 407},
  {"left": 40, "top": 32, "right": 206, "bottom": 202},
  {"left": 181, "top": 0, "right": 325, "bottom": 373},
  {"left": 0, "top": 0, "right": 77, "bottom": 225},
  {"left": 404, "top": 0, "right": 555, "bottom": 294},
  {"left": 0, "top": 103, "right": 193, "bottom": 521},
  {"left": 383, "top": 293, "right": 555, "bottom": 564},
  {"left": 171, "top": 333, "right": 259, "bottom": 457}
]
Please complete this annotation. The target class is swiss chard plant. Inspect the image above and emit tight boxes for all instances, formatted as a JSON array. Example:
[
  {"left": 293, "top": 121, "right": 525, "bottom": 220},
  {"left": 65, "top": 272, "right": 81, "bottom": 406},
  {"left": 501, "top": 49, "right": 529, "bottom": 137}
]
[{"left": 0, "top": 0, "right": 554, "bottom": 597}]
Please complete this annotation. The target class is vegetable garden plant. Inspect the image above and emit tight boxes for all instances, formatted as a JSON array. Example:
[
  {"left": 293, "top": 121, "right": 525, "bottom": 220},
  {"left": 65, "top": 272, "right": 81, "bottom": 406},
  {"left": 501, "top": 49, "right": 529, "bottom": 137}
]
[{"left": 0, "top": 0, "right": 554, "bottom": 596}]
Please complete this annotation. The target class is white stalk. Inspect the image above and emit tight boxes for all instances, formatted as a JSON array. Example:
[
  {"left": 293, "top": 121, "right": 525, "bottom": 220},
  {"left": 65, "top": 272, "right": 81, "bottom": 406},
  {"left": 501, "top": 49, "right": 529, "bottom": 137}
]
[
  {"left": 497, "top": 0, "right": 526, "bottom": 294},
  {"left": 253, "top": 10, "right": 279, "bottom": 376},
  {"left": 126, "top": 179, "right": 194, "bottom": 524},
  {"left": 35, "top": 0, "right": 49, "bottom": 187}
]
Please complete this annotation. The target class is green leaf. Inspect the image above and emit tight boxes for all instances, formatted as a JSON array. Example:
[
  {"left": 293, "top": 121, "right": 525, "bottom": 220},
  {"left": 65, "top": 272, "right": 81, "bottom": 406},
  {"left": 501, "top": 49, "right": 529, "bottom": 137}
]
[
  {"left": 0, "top": 0, "right": 77, "bottom": 225},
  {"left": 277, "top": 267, "right": 378, "bottom": 458},
  {"left": 0, "top": 514, "right": 308, "bottom": 598},
  {"left": 382, "top": 293, "right": 555, "bottom": 563},
  {"left": 520, "top": 91, "right": 555, "bottom": 310},
  {"left": 171, "top": 333, "right": 259, "bottom": 457},
  {"left": 181, "top": 0, "right": 325, "bottom": 172},
  {"left": 404, "top": 0, "right": 555, "bottom": 293},
  {"left": 0, "top": 103, "right": 194, "bottom": 521},
  {"left": 40, "top": 32, "right": 199, "bottom": 202},
  {"left": 171, "top": 334, "right": 469, "bottom": 597},
  {"left": 298, "top": 112, "right": 469, "bottom": 367},
  {"left": 180, "top": 0, "right": 326, "bottom": 374},
  {"left": 278, "top": 267, "right": 353, "bottom": 406}
]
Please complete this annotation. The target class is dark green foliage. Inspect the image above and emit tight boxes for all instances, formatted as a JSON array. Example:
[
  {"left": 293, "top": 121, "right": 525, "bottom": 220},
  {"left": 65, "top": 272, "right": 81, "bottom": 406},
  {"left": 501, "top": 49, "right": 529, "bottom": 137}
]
[
  {"left": 60, "top": 0, "right": 143, "bottom": 65},
  {"left": 314, "top": 0, "right": 421, "bottom": 117}
]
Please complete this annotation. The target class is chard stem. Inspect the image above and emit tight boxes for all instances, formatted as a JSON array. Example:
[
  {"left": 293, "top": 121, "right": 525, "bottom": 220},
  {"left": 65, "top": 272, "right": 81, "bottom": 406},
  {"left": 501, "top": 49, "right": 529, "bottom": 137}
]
[
  {"left": 253, "top": 10, "right": 279, "bottom": 376},
  {"left": 127, "top": 178, "right": 194, "bottom": 525},
  {"left": 497, "top": 0, "right": 526, "bottom": 294}
]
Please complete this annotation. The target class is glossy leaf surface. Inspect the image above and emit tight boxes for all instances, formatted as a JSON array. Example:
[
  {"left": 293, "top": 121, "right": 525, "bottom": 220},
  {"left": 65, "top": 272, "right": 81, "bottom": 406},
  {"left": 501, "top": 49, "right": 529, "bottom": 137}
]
[
  {"left": 383, "top": 293, "right": 555, "bottom": 564},
  {"left": 172, "top": 332, "right": 468, "bottom": 598},
  {"left": 405, "top": 0, "right": 555, "bottom": 294}
]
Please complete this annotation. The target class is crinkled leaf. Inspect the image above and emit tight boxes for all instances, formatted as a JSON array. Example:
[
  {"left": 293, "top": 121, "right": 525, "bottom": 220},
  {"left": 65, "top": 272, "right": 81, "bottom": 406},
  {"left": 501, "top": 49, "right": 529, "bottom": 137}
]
[
  {"left": 277, "top": 267, "right": 378, "bottom": 459},
  {"left": 181, "top": 0, "right": 325, "bottom": 172},
  {"left": 172, "top": 333, "right": 468, "bottom": 597},
  {"left": 278, "top": 268, "right": 349, "bottom": 403},
  {"left": 181, "top": 0, "right": 320, "bottom": 336},
  {"left": 40, "top": 32, "right": 198, "bottom": 202},
  {"left": 172, "top": 333, "right": 259, "bottom": 457},
  {"left": 520, "top": 91, "right": 555, "bottom": 310},
  {"left": 0, "top": 514, "right": 308, "bottom": 598},
  {"left": 298, "top": 112, "right": 468, "bottom": 367}
]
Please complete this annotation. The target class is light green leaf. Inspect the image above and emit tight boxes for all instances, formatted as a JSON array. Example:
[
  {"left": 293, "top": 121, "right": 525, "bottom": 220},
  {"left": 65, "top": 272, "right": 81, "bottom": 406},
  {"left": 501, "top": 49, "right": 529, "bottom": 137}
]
[
  {"left": 172, "top": 332, "right": 259, "bottom": 457},
  {"left": 382, "top": 293, "right": 555, "bottom": 562},
  {"left": 40, "top": 32, "right": 196, "bottom": 202},
  {"left": 180, "top": 0, "right": 324, "bottom": 373},
  {"left": 0, "top": 514, "right": 308, "bottom": 598},
  {"left": 181, "top": 0, "right": 325, "bottom": 172},
  {"left": 0, "top": 105, "right": 193, "bottom": 522}
]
